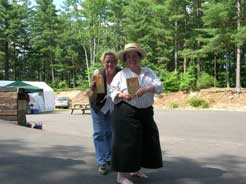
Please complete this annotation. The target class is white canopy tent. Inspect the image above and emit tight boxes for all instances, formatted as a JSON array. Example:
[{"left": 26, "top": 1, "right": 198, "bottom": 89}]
[
  {"left": 24, "top": 81, "right": 55, "bottom": 112},
  {"left": 0, "top": 80, "right": 14, "bottom": 86},
  {"left": 0, "top": 80, "right": 55, "bottom": 112}
]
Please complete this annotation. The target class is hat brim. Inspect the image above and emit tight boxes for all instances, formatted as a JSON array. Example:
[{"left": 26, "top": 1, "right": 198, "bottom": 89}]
[{"left": 118, "top": 48, "right": 146, "bottom": 61}]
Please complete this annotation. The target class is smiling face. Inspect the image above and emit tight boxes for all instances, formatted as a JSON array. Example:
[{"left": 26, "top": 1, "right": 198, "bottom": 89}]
[
  {"left": 103, "top": 54, "right": 117, "bottom": 74},
  {"left": 125, "top": 51, "right": 141, "bottom": 73}
]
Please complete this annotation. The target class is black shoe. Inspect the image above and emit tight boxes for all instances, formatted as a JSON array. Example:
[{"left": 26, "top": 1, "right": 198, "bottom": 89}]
[
  {"left": 98, "top": 164, "right": 109, "bottom": 175},
  {"left": 106, "top": 161, "right": 111, "bottom": 171}
]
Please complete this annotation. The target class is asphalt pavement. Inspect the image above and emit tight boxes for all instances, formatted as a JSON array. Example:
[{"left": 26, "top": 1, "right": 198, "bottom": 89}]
[{"left": 0, "top": 109, "right": 246, "bottom": 184}]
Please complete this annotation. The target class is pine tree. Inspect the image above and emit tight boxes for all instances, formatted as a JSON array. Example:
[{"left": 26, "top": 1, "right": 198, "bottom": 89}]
[
  {"left": 0, "top": 0, "right": 11, "bottom": 79},
  {"left": 30, "top": 0, "right": 59, "bottom": 82}
]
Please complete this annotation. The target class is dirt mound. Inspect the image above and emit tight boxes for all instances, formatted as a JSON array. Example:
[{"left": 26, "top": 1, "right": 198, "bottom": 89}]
[
  {"left": 56, "top": 88, "right": 246, "bottom": 111},
  {"left": 55, "top": 90, "right": 89, "bottom": 104},
  {"left": 155, "top": 88, "right": 246, "bottom": 111}
]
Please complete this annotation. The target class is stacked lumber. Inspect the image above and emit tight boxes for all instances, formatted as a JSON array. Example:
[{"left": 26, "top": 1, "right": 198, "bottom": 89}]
[
  {"left": 0, "top": 87, "right": 18, "bottom": 121},
  {"left": 0, "top": 87, "right": 26, "bottom": 125}
]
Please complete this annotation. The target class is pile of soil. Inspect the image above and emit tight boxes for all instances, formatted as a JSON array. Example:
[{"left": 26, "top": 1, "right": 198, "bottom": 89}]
[
  {"left": 156, "top": 88, "right": 246, "bottom": 111},
  {"left": 56, "top": 88, "right": 246, "bottom": 111},
  {"left": 55, "top": 90, "right": 89, "bottom": 104}
]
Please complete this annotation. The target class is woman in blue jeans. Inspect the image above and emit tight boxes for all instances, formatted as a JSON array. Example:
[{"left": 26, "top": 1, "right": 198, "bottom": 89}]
[{"left": 89, "top": 51, "right": 121, "bottom": 175}]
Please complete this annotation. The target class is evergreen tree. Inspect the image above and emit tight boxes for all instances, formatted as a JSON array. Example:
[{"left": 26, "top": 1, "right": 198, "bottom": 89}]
[
  {"left": 30, "top": 0, "right": 59, "bottom": 82},
  {"left": 163, "top": 0, "right": 189, "bottom": 72},
  {"left": 122, "top": 0, "right": 169, "bottom": 75},
  {"left": 79, "top": 0, "right": 109, "bottom": 65},
  {"left": 0, "top": 0, "right": 12, "bottom": 80}
]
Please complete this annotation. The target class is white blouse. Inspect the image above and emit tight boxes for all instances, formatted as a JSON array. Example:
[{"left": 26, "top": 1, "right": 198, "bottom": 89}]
[{"left": 110, "top": 67, "right": 163, "bottom": 108}]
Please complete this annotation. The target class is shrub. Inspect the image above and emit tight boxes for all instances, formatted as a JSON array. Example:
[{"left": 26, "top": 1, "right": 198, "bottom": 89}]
[
  {"left": 51, "top": 80, "right": 68, "bottom": 90},
  {"left": 169, "top": 102, "right": 179, "bottom": 108},
  {"left": 87, "top": 62, "right": 103, "bottom": 77},
  {"left": 179, "top": 65, "right": 196, "bottom": 91},
  {"left": 189, "top": 97, "right": 209, "bottom": 108},
  {"left": 163, "top": 71, "right": 180, "bottom": 92},
  {"left": 58, "top": 80, "right": 68, "bottom": 89},
  {"left": 199, "top": 72, "right": 216, "bottom": 89},
  {"left": 78, "top": 79, "right": 89, "bottom": 91}
]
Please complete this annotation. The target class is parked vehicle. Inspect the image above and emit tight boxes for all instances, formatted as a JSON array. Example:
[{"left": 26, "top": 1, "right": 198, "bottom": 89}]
[{"left": 55, "top": 96, "right": 71, "bottom": 109}]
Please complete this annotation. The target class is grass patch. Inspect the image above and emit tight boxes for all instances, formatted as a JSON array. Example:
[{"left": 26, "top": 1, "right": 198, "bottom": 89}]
[
  {"left": 189, "top": 97, "right": 209, "bottom": 108},
  {"left": 169, "top": 102, "right": 179, "bottom": 109}
]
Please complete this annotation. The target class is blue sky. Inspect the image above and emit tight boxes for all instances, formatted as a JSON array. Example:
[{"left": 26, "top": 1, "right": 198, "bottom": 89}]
[
  {"left": 53, "top": 0, "right": 64, "bottom": 10},
  {"left": 30, "top": 0, "right": 65, "bottom": 10}
]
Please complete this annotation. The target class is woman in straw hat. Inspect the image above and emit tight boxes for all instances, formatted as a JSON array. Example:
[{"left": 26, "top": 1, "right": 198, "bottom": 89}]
[
  {"left": 89, "top": 51, "right": 121, "bottom": 175},
  {"left": 110, "top": 43, "right": 163, "bottom": 184}
]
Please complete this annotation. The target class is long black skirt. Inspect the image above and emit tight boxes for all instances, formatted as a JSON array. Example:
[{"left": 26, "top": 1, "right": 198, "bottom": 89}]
[{"left": 111, "top": 101, "right": 163, "bottom": 172}]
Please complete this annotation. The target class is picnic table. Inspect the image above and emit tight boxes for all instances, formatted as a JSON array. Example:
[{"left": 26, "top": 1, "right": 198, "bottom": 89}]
[{"left": 70, "top": 103, "right": 90, "bottom": 115}]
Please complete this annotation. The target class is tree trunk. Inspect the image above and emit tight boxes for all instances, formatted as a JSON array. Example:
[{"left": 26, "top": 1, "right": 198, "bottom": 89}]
[
  {"left": 13, "top": 42, "right": 16, "bottom": 80},
  {"left": 78, "top": 28, "right": 90, "bottom": 86},
  {"left": 184, "top": 19, "right": 187, "bottom": 74},
  {"left": 50, "top": 52, "right": 55, "bottom": 83},
  {"left": 72, "top": 54, "right": 76, "bottom": 88},
  {"left": 184, "top": 56, "right": 187, "bottom": 73},
  {"left": 226, "top": 59, "right": 230, "bottom": 88},
  {"left": 93, "top": 37, "right": 96, "bottom": 65},
  {"left": 196, "top": 55, "right": 201, "bottom": 89},
  {"left": 90, "top": 40, "right": 93, "bottom": 65},
  {"left": 236, "top": 0, "right": 241, "bottom": 93},
  {"left": 43, "top": 59, "right": 46, "bottom": 81},
  {"left": 4, "top": 41, "right": 9, "bottom": 80},
  {"left": 195, "top": 0, "right": 201, "bottom": 89},
  {"left": 213, "top": 56, "right": 217, "bottom": 87},
  {"left": 82, "top": 45, "right": 90, "bottom": 85},
  {"left": 236, "top": 47, "right": 241, "bottom": 92},
  {"left": 174, "top": 20, "right": 178, "bottom": 72}
]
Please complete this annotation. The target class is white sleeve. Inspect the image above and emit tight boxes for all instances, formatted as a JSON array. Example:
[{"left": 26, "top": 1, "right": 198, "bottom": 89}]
[
  {"left": 148, "top": 68, "right": 163, "bottom": 94},
  {"left": 110, "top": 72, "right": 123, "bottom": 104}
]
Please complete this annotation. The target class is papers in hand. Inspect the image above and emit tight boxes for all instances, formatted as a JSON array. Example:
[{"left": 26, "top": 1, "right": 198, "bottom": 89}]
[
  {"left": 126, "top": 77, "right": 139, "bottom": 96},
  {"left": 93, "top": 75, "right": 105, "bottom": 94}
]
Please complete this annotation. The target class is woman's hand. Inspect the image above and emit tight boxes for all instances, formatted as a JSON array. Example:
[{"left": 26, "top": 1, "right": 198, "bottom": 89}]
[
  {"left": 118, "top": 93, "right": 132, "bottom": 101},
  {"left": 136, "top": 88, "right": 146, "bottom": 97},
  {"left": 136, "top": 86, "right": 155, "bottom": 97},
  {"left": 90, "top": 81, "right": 96, "bottom": 91}
]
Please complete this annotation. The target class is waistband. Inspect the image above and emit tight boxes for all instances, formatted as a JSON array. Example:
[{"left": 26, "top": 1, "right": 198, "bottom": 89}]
[{"left": 115, "top": 101, "right": 152, "bottom": 110}]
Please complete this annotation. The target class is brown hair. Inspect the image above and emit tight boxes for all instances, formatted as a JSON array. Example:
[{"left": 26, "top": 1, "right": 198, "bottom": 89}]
[{"left": 100, "top": 51, "right": 118, "bottom": 63}]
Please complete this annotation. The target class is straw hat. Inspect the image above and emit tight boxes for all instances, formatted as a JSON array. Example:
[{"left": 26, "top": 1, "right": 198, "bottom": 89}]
[{"left": 118, "top": 43, "right": 146, "bottom": 61}]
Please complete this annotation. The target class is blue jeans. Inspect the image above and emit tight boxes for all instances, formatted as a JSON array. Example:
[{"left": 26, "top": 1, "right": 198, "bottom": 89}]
[{"left": 91, "top": 108, "right": 112, "bottom": 165}]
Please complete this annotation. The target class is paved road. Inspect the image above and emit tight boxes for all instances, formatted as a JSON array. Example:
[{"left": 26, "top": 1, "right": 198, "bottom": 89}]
[{"left": 0, "top": 109, "right": 246, "bottom": 184}]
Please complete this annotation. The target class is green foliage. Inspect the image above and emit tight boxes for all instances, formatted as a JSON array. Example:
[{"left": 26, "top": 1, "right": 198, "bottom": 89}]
[
  {"left": 122, "top": 0, "right": 169, "bottom": 67},
  {"left": 199, "top": 71, "right": 216, "bottom": 89},
  {"left": 51, "top": 80, "right": 69, "bottom": 89},
  {"left": 162, "top": 71, "right": 180, "bottom": 92},
  {"left": 232, "top": 26, "right": 246, "bottom": 46},
  {"left": 77, "top": 77, "right": 89, "bottom": 91},
  {"left": 1, "top": 0, "right": 245, "bottom": 89},
  {"left": 169, "top": 102, "right": 179, "bottom": 109},
  {"left": 189, "top": 97, "right": 209, "bottom": 108},
  {"left": 179, "top": 65, "right": 196, "bottom": 91},
  {"left": 87, "top": 62, "right": 104, "bottom": 79}
]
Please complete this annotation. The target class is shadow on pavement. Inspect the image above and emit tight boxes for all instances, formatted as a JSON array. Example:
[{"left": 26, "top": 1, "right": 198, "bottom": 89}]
[{"left": 0, "top": 140, "right": 245, "bottom": 184}]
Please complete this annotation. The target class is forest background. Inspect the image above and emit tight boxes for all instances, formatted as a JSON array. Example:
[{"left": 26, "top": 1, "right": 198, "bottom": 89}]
[{"left": 1, "top": 0, "right": 246, "bottom": 94}]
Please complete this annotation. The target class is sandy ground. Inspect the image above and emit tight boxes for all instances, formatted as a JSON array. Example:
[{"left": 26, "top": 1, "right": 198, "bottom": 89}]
[{"left": 55, "top": 88, "right": 246, "bottom": 111}]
